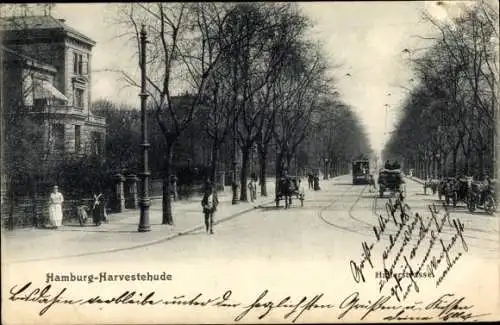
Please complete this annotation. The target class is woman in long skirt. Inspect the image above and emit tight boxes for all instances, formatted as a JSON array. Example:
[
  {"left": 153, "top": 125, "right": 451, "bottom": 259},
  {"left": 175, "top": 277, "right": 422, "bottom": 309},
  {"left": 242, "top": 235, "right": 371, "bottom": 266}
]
[{"left": 49, "top": 185, "right": 64, "bottom": 228}]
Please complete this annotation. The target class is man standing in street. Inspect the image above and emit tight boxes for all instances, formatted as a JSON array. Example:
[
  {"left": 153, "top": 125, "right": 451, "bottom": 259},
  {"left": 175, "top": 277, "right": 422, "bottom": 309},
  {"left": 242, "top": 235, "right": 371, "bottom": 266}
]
[{"left": 201, "top": 182, "right": 219, "bottom": 235}]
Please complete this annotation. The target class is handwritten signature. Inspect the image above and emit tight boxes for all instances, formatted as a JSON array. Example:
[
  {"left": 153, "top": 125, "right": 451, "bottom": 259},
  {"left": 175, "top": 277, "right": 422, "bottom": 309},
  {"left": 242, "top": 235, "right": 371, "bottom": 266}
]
[
  {"left": 349, "top": 200, "right": 469, "bottom": 301},
  {"left": 8, "top": 282, "right": 490, "bottom": 322}
]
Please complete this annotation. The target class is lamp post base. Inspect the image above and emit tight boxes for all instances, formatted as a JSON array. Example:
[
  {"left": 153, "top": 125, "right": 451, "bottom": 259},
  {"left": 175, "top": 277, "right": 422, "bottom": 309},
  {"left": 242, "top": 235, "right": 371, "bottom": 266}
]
[
  {"left": 231, "top": 183, "right": 239, "bottom": 205},
  {"left": 138, "top": 200, "right": 151, "bottom": 232},
  {"left": 138, "top": 224, "right": 151, "bottom": 232}
]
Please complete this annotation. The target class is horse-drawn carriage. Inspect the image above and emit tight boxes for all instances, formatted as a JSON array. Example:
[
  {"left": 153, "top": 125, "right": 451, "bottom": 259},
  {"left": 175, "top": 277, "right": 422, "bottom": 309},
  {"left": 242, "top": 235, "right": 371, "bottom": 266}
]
[
  {"left": 276, "top": 176, "right": 304, "bottom": 208},
  {"left": 439, "top": 177, "right": 470, "bottom": 207},
  {"left": 467, "top": 179, "right": 496, "bottom": 214},
  {"left": 437, "top": 176, "right": 496, "bottom": 214},
  {"left": 378, "top": 168, "right": 405, "bottom": 198}
]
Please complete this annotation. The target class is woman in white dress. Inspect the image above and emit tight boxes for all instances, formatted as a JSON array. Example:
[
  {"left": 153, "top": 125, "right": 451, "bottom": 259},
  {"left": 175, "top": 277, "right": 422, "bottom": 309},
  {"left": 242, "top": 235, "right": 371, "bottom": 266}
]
[{"left": 49, "top": 185, "right": 64, "bottom": 228}]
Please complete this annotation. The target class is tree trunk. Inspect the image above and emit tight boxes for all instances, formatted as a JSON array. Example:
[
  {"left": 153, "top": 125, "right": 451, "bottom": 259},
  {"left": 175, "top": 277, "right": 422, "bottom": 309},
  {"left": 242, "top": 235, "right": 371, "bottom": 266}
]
[
  {"left": 210, "top": 140, "right": 219, "bottom": 185},
  {"left": 452, "top": 143, "right": 459, "bottom": 176},
  {"left": 239, "top": 143, "right": 251, "bottom": 202},
  {"left": 275, "top": 150, "right": 284, "bottom": 194},
  {"left": 478, "top": 148, "right": 485, "bottom": 176},
  {"left": 258, "top": 143, "right": 268, "bottom": 197},
  {"left": 285, "top": 153, "right": 293, "bottom": 173},
  {"left": 162, "top": 143, "right": 174, "bottom": 225}
]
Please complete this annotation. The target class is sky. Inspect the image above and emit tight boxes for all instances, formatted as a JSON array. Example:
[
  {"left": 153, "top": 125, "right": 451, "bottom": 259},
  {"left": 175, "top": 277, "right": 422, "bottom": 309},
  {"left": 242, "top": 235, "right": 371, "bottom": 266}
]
[{"left": 46, "top": 1, "right": 475, "bottom": 156}]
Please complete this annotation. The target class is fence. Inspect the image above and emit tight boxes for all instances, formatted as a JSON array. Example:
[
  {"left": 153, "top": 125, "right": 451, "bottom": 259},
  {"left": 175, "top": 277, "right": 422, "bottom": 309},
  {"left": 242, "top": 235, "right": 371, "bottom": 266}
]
[{"left": 1, "top": 195, "right": 90, "bottom": 229}]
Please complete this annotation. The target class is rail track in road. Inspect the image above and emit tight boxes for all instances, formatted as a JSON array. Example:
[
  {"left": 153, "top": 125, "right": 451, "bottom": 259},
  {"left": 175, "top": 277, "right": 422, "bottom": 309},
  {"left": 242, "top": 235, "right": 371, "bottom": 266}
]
[
  {"left": 317, "top": 183, "right": 372, "bottom": 236},
  {"left": 369, "top": 184, "right": 498, "bottom": 245},
  {"left": 318, "top": 181, "right": 497, "bottom": 247}
]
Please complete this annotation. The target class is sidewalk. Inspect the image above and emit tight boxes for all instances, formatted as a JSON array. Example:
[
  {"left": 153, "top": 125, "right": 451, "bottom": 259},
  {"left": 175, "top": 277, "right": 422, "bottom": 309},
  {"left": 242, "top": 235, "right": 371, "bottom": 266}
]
[
  {"left": 406, "top": 176, "right": 425, "bottom": 184},
  {"left": 2, "top": 182, "right": 276, "bottom": 263}
]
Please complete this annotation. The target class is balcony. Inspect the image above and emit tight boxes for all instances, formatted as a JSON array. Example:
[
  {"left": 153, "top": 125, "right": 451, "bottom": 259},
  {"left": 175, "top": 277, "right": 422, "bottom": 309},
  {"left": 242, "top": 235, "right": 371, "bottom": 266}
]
[{"left": 26, "top": 104, "right": 105, "bottom": 126}]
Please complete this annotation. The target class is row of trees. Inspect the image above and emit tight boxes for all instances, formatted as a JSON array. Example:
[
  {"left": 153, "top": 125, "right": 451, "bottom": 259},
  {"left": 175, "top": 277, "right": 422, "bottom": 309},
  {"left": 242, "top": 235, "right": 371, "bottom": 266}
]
[
  {"left": 384, "top": 1, "right": 498, "bottom": 180},
  {"left": 107, "top": 2, "right": 371, "bottom": 225}
]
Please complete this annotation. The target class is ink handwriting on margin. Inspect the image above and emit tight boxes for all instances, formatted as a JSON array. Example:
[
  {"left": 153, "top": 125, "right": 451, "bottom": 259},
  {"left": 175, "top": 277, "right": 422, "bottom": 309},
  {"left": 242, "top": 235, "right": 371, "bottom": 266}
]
[{"left": 8, "top": 282, "right": 490, "bottom": 322}]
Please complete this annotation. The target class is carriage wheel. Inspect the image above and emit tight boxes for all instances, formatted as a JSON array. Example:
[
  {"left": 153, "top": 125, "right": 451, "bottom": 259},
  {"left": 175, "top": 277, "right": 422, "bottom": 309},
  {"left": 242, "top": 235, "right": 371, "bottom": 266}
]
[
  {"left": 467, "top": 199, "right": 476, "bottom": 212},
  {"left": 484, "top": 195, "right": 496, "bottom": 215}
]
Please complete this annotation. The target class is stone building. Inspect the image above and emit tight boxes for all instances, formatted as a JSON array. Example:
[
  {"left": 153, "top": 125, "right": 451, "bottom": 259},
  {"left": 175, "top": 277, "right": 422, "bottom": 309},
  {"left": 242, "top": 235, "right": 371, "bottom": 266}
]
[
  {"left": 1, "top": 15, "right": 106, "bottom": 224},
  {"left": 1, "top": 15, "right": 106, "bottom": 157}
]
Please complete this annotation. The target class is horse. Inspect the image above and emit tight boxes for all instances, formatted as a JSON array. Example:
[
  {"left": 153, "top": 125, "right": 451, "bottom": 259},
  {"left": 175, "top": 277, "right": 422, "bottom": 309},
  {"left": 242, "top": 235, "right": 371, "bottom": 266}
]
[{"left": 276, "top": 177, "right": 296, "bottom": 209}]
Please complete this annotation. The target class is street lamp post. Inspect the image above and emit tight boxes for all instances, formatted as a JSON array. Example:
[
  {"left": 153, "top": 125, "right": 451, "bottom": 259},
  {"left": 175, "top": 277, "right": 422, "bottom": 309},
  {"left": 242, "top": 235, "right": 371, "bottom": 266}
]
[
  {"left": 232, "top": 94, "right": 244, "bottom": 204},
  {"left": 138, "top": 25, "right": 151, "bottom": 232}
]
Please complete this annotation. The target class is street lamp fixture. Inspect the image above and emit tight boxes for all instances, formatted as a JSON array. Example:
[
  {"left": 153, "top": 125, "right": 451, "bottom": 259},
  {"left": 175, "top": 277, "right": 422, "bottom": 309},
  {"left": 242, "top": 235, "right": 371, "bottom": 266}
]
[{"left": 138, "top": 25, "right": 151, "bottom": 232}]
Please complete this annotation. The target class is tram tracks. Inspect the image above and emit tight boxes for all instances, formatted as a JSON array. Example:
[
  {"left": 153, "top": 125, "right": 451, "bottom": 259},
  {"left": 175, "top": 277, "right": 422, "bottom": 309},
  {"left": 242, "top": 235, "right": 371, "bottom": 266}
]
[{"left": 317, "top": 183, "right": 371, "bottom": 236}]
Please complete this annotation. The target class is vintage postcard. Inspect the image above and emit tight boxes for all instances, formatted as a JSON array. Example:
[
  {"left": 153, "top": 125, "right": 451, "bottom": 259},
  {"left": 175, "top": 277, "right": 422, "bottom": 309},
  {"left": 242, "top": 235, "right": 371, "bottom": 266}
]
[{"left": 1, "top": 1, "right": 499, "bottom": 324}]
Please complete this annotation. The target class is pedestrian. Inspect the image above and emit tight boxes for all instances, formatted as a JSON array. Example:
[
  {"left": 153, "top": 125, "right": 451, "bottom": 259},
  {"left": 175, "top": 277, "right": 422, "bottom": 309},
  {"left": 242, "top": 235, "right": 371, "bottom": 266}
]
[
  {"left": 307, "top": 173, "right": 313, "bottom": 189},
  {"left": 298, "top": 178, "right": 305, "bottom": 201},
  {"left": 171, "top": 175, "right": 178, "bottom": 201},
  {"left": 48, "top": 185, "right": 64, "bottom": 229},
  {"left": 248, "top": 178, "right": 257, "bottom": 202},
  {"left": 384, "top": 160, "right": 391, "bottom": 170},
  {"left": 92, "top": 193, "right": 107, "bottom": 226},
  {"left": 201, "top": 182, "right": 218, "bottom": 235},
  {"left": 313, "top": 174, "right": 321, "bottom": 191}
]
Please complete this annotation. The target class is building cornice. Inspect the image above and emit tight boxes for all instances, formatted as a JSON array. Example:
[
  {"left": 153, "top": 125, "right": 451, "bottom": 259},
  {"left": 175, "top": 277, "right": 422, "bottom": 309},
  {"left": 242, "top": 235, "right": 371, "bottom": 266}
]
[{"left": 65, "top": 30, "right": 96, "bottom": 48}]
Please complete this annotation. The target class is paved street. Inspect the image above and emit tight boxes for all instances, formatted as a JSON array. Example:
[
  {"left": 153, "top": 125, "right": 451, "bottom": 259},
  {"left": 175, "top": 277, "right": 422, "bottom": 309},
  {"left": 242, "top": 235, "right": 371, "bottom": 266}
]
[
  {"left": 2, "top": 182, "right": 276, "bottom": 263},
  {"left": 2, "top": 175, "right": 499, "bottom": 323}
]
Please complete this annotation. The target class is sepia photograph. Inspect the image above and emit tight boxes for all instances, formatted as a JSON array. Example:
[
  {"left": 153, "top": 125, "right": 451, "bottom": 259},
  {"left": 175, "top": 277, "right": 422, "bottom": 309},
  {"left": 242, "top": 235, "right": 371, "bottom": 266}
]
[{"left": 1, "top": 1, "right": 499, "bottom": 323}]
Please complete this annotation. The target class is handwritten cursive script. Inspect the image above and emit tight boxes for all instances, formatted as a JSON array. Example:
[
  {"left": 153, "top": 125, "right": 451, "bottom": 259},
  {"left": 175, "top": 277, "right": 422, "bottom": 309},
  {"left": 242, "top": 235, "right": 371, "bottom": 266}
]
[
  {"left": 7, "top": 282, "right": 490, "bottom": 322},
  {"left": 350, "top": 199, "right": 469, "bottom": 302}
]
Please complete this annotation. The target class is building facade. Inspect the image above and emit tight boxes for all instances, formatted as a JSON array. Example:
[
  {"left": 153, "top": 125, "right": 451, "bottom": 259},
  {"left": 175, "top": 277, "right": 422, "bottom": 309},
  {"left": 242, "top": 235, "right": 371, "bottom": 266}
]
[{"left": 1, "top": 15, "right": 106, "bottom": 157}]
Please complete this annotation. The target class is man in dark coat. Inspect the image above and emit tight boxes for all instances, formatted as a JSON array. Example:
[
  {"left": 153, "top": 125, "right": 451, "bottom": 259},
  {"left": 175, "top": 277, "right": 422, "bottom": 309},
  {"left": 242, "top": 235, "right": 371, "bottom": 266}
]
[{"left": 201, "top": 182, "right": 219, "bottom": 235}]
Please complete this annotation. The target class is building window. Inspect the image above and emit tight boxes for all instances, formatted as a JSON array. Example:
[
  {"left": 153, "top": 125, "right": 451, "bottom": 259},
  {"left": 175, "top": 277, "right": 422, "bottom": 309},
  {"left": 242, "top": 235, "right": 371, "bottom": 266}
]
[
  {"left": 75, "top": 88, "right": 84, "bottom": 108},
  {"left": 75, "top": 125, "right": 81, "bottom": 152},
  {"left": 52, "top": 124, "right": 65, "bottom": 152},
  {"left": 73, "top": 52, "right": 84, "bottom": 75}
]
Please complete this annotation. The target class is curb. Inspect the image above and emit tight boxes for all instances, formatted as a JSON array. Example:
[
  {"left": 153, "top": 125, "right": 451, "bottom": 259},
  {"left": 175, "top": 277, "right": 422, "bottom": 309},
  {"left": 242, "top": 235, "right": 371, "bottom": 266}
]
[
  {"left": 6, "top": 199, "right": 275, "bottom": 264},
  {"left": 406, "top": 176, "right": 425, "bottom": 185}
]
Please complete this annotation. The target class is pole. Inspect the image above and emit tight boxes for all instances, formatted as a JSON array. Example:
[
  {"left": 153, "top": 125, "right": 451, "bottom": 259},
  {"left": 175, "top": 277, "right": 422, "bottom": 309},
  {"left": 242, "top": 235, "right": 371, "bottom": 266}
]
[
  {"left": 232, "top": 121, "right": 238, "bottom": 205},
  {"left": 138, "top": 25, "right": 151, "bottom": 232}
]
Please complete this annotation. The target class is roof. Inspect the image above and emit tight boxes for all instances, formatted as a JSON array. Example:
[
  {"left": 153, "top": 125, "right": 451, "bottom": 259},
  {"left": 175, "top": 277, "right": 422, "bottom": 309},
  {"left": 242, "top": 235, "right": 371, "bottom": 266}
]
[
  {"left": 0, "top": 15, "right": 96, "bottom": 46},
  {"left": 1, "top": 45, "right": 57, "bottom": 73}
]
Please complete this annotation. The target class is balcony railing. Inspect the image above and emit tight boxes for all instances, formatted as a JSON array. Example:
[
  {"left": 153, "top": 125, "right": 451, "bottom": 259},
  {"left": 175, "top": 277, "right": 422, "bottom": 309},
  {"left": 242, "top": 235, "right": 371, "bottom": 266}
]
[{"left": 26, "top": 105, "right": 106, "bottom": 126}]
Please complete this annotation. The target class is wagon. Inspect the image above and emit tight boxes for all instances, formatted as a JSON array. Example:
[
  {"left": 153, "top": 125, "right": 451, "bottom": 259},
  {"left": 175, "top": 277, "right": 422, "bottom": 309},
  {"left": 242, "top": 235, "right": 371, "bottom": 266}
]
[
  {"left": 275, "top": 177, "right": 304, "bottom": 208},
  {"left": 378, "top": 169, "right": 405, "bottom": 198}
]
